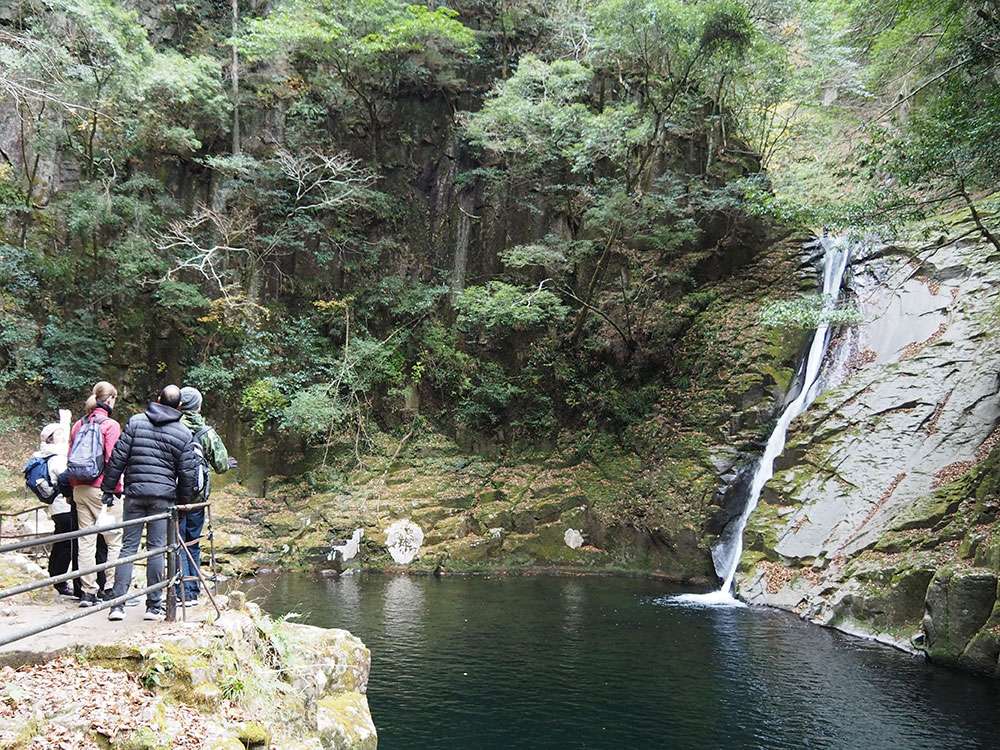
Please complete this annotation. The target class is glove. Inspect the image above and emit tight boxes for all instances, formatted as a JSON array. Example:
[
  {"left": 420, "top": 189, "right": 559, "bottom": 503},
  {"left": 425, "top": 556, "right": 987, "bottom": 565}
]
[
  {"left": 227, "top": 457, "right": 239, "bottom": 470},
  {"left": 101, "top": 492, "right": 115, "bottom": 507}
]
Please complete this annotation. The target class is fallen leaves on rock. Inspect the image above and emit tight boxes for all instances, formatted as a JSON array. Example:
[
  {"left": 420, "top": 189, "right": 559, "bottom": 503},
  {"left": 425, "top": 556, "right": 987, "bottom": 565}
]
[
  {"left": 0, "top": 656, "right": 232, "bottom": 749},
  {"left": 899, "top": 322, "right": 947, "bottom": 360},
  {"left": 932, "top": 460, "right": 975, "bottom": 489}
]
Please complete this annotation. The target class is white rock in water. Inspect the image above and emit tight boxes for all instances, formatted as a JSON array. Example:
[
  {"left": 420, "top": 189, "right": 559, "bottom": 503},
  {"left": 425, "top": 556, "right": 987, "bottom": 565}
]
[
  {"left": 385, "top": 519, "right": 424, "bottom": 564},
  {"left": 329, "top": 528, "right": 364, "bottom": 561},
  {"left": 564, "top": 528, "right": 584, "bottom": 549}
]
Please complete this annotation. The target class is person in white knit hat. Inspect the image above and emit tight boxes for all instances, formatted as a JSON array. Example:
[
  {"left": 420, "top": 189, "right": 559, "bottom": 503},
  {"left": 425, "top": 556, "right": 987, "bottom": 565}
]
[{"left": 31, "top": 410, "right": 74, "bottom": 597}]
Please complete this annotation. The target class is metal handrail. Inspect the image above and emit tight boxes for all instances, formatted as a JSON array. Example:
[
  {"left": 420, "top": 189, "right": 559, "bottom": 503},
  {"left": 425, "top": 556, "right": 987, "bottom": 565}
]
[
  {"left": 0, "top": 546, "right": 168, "bottom": 600},
  {"left": 0, "top": 506, "right": 49, "bottom": 553},
  {"left": 173, "top": 502, "right": 221, "bottom": 620},
  {"left": 0, "top": 512, "right": 170, "bottom": 555},
  {"left": 0, "top": 581, "right": 174, "bottom": 646},
  {"left": 0, "top": 505, "right": 48, "bottom": 518},
  {"left": 0, "top": 502, "right": 219, "bottom": 648}
]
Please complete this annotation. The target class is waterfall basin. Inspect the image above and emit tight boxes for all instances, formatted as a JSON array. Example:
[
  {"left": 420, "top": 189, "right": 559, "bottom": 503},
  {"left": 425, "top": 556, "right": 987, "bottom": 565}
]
[{"left": 244, "top": 572, "right": 999, "bottom": 749}]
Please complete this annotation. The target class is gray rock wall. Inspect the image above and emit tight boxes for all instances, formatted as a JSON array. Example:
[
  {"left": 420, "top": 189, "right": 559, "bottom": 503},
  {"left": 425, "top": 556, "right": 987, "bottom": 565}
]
[{"left": 737, "top": 221, "right": 1000, "bottom": 676}]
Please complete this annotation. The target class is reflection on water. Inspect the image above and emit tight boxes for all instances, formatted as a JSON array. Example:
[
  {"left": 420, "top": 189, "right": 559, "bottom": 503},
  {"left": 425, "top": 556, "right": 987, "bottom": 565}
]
[
  {"left": 245, "top": 574, "right": 1000, "bottom": 750},
  {"left": 382, "top": 574, "right": 425, "bottom": 642}
]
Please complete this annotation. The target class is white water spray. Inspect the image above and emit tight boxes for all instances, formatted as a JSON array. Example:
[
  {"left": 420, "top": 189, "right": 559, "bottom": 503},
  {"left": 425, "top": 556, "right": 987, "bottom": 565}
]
[{"left": 673, "top": 235, "right": 853, "bottom": 607}]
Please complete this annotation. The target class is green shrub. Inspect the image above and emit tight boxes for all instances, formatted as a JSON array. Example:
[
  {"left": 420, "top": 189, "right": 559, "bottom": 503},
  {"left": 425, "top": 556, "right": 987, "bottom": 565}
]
[
  {"left": 760, "top": 294, "right": 862, "bottom": 329},
  {"left": 241, "top": 379, "right": 289, "bottom": 434},
  {"left": 456, "top": 281, "right": 568, "bottom": 335},
  {"left": 41, "top": 313, "right": 110, "bottom": 397}
]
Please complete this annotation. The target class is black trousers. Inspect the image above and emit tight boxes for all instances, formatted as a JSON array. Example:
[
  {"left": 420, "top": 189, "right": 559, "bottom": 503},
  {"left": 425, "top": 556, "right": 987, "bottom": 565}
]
[
  {"left": 48, "top": 512, "right": 75, "bottom": 585},
  {"left": 55, "top": 503, "right": 108, "bottom": 595}
]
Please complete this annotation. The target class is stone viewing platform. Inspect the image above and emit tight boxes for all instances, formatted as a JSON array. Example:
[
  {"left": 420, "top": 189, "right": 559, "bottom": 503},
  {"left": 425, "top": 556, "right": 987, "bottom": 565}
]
[{"left": 0, "top": 558, "right": 377, "bottom": 750}]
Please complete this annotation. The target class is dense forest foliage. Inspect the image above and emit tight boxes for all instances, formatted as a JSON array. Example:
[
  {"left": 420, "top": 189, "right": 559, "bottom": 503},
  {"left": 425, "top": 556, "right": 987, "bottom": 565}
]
[{"left": 0, "top": 0, "right": 997, "bottom": 459}]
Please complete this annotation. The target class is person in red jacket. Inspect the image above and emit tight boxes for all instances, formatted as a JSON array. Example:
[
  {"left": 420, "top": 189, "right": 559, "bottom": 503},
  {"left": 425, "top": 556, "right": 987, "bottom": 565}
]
[{"left": 69, "top": 381, "right": 124, "bottom": 608}]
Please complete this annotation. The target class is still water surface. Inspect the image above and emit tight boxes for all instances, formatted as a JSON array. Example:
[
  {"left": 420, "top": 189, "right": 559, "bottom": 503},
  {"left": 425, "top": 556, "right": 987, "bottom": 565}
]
[{"left": 246, "top": 573, "right": 1000, "bottom": 749}]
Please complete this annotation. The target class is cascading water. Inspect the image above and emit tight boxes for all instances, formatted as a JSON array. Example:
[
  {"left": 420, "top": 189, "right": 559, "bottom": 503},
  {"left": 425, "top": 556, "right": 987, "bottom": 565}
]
[{"left": 673, "top": 234, "right": 854, "bottom": 606}]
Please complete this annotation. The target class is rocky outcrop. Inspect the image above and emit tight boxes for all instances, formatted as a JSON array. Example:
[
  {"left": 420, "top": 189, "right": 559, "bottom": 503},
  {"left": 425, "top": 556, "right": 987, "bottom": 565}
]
[
  {"left": 738, "top": 216, "right": 1000, "bottom": 676},
  {"left": 0, "top": 594, "right": 377, "bottom": 748}
]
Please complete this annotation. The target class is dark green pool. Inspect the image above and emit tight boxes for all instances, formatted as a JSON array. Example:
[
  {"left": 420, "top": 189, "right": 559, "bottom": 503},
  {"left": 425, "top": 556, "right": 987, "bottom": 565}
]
[{"left": 245, "top": 573, "right": 1000, "bottom": 749}]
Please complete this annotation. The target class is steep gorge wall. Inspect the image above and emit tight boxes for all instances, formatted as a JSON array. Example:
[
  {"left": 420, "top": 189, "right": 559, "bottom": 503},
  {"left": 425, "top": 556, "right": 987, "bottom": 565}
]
[
  {"left": 737, "top": 215, "right": 1000, "bottom": 676},
  {"left": 205, "top": 233, "right": 818, "bottom": 582}
]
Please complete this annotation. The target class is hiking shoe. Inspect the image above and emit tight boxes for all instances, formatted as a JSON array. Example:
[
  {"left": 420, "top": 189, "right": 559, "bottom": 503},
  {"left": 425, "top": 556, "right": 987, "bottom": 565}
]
[
  {"left": 78, "top": 593, "right": 98, "bottom": 608},
  {"left": 143, "top": 605, "right": 165, "bottom": 621},
  {"left": 108, "top": 605, "right": 125, "bottom": 621},
  {"left": 54, "top": 583, "right": 76, "bottom": 598}
]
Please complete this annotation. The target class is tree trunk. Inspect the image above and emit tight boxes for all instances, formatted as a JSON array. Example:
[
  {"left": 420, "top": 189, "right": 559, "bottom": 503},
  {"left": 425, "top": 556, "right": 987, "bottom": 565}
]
[
  {"left": 958, "top": 183, "right": 1000, "bottom": 254},
  {"left": 571, "top": 242, "right": 613, "bottom": 344}
]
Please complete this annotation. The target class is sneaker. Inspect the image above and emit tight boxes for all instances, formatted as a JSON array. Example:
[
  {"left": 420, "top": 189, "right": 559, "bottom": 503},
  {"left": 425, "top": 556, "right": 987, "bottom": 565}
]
[
  {"left": 98, "top": 589, "right": 116, "bottom": 602},
  {"left": 143, "top": 605, "right": 165, "bottom": 621},
  {"left": 181, "top": 596, "right": 199, "bottom": 608},
  {"left": 108, "top": 605, "right": 125, "bottom": 621},
  {"left": 78, "top": 593, "right": 98, "bottom": 608},
  {"left": 54, "top": 583, "right": 76, "bottom": 598}
]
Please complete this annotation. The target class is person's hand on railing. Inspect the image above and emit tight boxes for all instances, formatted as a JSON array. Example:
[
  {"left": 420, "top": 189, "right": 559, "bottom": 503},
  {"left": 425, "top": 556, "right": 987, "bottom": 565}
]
[{"left": 227, "top": 457, "right": 238, "bottom": 470}]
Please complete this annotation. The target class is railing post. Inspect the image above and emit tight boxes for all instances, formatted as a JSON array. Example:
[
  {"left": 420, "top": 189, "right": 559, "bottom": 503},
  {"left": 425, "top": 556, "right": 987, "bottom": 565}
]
[
  {"left": 208, "top": 504, "right": 217, "bottom": 598},
  {"left": 166, "top": 506, "right": 178, "bottom": 623}
]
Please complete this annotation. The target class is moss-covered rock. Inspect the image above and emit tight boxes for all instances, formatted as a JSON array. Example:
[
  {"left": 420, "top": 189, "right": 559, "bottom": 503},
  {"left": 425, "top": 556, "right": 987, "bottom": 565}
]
[
  {"left": 1, "top": 602, "right": 377, "bottom": 748},
  {"left": 923, "top": 566, "right": 999, "bottom": 674},
  {"left": 316, "top": 692, "right": 378, "bottom": 750},
  {"left": 235, "top": 721, "right": 271, "bottom": 748}
]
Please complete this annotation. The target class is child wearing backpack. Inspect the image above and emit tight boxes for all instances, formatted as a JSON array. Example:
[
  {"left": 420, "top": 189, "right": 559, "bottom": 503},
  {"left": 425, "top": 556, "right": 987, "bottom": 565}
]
[
  {"left": 67, "top": 381, "right": 124, "bottom": 608},
  {"left": 23, "top": 412, "right": 74, "bottom": 597}
]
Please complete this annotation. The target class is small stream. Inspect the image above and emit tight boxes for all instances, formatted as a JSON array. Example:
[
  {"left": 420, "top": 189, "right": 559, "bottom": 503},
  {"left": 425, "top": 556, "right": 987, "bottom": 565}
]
[{"left": 245, "top": 573, "right": 999, "bottom": 749}]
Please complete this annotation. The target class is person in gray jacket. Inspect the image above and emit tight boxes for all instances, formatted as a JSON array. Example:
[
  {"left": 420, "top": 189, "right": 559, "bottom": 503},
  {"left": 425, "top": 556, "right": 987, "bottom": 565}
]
[{"left": 101, "top": 385, "right": 198, "bottom": 622}]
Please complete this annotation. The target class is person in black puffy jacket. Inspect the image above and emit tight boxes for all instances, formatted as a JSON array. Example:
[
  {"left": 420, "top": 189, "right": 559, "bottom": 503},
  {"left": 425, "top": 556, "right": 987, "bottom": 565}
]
[{"left": 101, "top": 385, "right": 198, "bottom": 622}]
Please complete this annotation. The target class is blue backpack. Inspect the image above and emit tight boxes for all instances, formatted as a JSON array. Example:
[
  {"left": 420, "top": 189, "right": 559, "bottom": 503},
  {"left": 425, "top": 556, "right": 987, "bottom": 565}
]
[
  {"left": 24, "top": 456, "right": 58, "bottom": 503},
  {"left": 66, "top": 415, "right": 106, "bottom": 482}
]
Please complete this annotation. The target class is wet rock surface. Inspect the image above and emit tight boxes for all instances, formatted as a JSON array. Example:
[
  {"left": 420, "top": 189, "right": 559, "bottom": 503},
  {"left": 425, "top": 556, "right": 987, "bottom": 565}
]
[{"left": 740, "top": 220, "right": 1000, "bottom": 676}]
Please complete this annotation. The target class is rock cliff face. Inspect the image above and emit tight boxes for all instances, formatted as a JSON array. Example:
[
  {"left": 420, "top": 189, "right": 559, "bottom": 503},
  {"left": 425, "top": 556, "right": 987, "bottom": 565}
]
[
  {"left": 203, "top": 235, "right": 817, "bottom": 583},
  {"left": 738, "top": 215, "right": 1000, "bottom": 676}
]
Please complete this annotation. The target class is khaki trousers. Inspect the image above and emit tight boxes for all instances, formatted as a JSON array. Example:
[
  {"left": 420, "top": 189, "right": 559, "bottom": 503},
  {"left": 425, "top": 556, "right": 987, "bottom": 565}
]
[{"left": 74, "top": 485, "right": 123, "bottom": 594}]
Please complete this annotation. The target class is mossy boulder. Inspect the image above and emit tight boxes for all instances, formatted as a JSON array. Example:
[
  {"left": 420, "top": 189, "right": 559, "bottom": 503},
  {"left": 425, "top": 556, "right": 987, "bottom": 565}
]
[
  {"left": 32, "top": 604, "right": 379, "bottom": 749},
  {"left": 206, "top": 738, "right": 246, "bottom": 750},
  {"left": 923, "top": 566, "right": 999, "bottom": 674},
  {"left": 236, "top": 721, "right": 271, "bottom": 748},
  {"left": 316, "top": 692, "right": 378, "bottom": 750},
  {"left": 283, "top": 624, "right": 372, "bottom": 696}
]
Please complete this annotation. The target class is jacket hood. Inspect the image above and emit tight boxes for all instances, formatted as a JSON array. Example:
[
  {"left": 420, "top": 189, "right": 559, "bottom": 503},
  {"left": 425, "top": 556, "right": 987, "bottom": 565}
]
[
  {"left": 180, "top": 412, "right": 207, "bottom": 430},
  {"left": 146, "top": 402, "right": 183, "bottom": 425}
]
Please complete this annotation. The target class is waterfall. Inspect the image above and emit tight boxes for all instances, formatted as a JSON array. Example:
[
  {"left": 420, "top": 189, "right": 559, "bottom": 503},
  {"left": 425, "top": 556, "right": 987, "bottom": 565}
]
[{"left": 674, "top": 234, "right": 853, "bottom": 606}]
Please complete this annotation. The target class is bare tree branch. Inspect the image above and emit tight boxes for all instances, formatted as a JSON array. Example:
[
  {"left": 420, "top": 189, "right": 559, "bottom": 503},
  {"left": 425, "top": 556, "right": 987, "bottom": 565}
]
[
  {"left": 274, "top": 148, "right": 377, "bottom": 213},
  {"left": 158, "top": 207, "right": 255, "bottom": 297}
]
